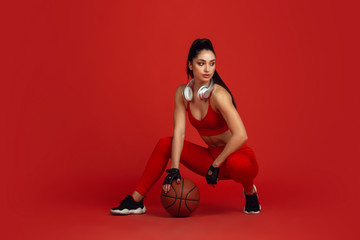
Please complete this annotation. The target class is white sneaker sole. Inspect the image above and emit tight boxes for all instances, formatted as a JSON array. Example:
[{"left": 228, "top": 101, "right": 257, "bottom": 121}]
[
  {"left": 244, "top": 204, "right": 261, "bottom": 214},
  {"left": 110, "top": 206, "right": 146, "bottom": 215}
]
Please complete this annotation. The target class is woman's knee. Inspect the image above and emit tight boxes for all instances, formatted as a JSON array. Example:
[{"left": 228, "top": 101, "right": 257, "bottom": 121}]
[
  {"left": 226, "top": 152, "right": 258, "bottom": 177},
  {"left": 155, "top": 136, "right": 173, "bottom": 153}
]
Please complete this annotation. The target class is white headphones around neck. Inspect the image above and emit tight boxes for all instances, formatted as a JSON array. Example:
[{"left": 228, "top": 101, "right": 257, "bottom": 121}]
[{"left": 183, "top": 78, "right": 215, "bottom": 101}]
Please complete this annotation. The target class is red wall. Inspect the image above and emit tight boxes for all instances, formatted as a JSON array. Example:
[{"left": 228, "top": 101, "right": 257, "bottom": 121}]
[{"left": 2, "top": 0, "right": 359, "bottom": 238}]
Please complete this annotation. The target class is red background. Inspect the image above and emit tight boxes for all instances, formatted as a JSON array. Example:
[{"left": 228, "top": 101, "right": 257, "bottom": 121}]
[{"left": 1, "top": 0, "right": 359, "bottom": 239}]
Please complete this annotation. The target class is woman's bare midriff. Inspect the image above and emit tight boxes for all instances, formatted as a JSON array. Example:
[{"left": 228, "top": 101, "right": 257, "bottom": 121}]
[{"left": 200, "top": 129, "right": 232, "bottom": 147}]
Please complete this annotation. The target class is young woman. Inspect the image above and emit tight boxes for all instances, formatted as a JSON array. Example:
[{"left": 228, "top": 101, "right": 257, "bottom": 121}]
[{"left": 110, "top": 38, "right": 261, "bottom": 215}]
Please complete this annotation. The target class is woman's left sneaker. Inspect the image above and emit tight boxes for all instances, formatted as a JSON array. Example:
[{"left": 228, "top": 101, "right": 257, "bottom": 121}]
[
  {"left": 110, "top": 195, "right": 146, "bottom": 215},
  {"left": 243, "top": 185, "right": 261, "bottom": 214}
]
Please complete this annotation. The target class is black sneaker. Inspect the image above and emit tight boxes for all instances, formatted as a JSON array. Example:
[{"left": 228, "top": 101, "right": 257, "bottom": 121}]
[
  {"left": 110, "top": 195, "right": 146, "bottom": 215},
  {"left": 243, "top": 185, "right": 261, "bottom": 214}
]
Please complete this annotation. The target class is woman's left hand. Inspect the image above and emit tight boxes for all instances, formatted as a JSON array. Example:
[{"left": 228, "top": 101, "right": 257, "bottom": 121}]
[{"left": 206, "top": 164, "right": 220, "bottom": 187}]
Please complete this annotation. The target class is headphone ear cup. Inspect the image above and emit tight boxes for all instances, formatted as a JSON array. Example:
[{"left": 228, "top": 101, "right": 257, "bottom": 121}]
[
  {"left": 183, "top": 86, "right": 193, "bottom": 101},
  {"left": 202, "top": 89, "right": 211, "bottom": 99},
  {"left": 197, "top": 86, "right": 206, "bottom": 100},
  {"left": 197, "top": 78, "right": 214, "bottom": 100}
]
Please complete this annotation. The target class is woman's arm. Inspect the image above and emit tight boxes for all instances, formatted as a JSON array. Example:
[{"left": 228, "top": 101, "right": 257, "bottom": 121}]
[
  {"left": 170, "top": 85, "right": 187, "bottom": 169},
  {"left": 211, "top": 88, "right": 248, "bottom": 167}
]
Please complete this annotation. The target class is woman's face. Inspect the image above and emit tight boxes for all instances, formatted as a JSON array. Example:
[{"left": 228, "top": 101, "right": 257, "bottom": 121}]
[{"left": 189, "top": 49, "right": 216, "bottom": 83}]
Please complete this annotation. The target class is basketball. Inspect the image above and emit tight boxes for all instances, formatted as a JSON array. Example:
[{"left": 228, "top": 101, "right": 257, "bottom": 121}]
[{"left": 160, "top": 177, "right": 200, "bottom": 217}]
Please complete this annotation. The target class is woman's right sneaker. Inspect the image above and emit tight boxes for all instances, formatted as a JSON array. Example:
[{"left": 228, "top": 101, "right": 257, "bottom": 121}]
[{"left": 110, "top": 195, "right": 146, "bottom": 215}]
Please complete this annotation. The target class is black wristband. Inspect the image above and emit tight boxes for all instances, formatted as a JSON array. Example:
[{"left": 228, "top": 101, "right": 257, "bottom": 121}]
[
  {"left": 162, "top": 168, "right": 181, "bottom": 185},
  {"left": 206, "top": 165, "right": 220, "bottom": 185}
]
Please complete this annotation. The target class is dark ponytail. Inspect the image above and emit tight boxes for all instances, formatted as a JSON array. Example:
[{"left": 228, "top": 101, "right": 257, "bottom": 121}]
[{"left": 186, "top": 38, "right": 237, "bottom": 109}]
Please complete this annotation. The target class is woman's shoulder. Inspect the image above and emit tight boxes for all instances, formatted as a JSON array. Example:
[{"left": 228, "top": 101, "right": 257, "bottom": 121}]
[
  {"left": 175, "top": 83, "right": 187, "bottom": 92},
  {"left": 175, "top": 83, "right": 188, "bottom": 108},
  {"left": 175, "top": 83, "right": 187, "bottom": 99},
  {"left": 212, "top": 84, "right": 231, "bottom": 100},
  {"left": 211, "top": 84, "right": 233, "bottom": 110}
]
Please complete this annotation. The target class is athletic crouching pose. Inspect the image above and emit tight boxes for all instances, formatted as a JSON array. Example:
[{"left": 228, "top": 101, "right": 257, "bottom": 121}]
[{"left": 110, "top": 38, "right": 261, "bottom": 215}]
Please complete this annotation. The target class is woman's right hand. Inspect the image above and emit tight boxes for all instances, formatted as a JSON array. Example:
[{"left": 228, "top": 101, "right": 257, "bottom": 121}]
[{"left": 162, "top": 168, "right": 181, "bottom": 194}]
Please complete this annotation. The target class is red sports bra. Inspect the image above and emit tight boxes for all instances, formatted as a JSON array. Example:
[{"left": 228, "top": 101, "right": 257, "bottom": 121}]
[{"left": 187, "top": 90, "right": 229, "bottom": 136}]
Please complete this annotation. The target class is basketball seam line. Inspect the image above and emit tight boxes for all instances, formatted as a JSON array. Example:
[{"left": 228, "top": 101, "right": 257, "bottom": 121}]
[
  {"left": 184, "top": 185, "right": 197, "bottom": 212},
  {"left": 160, "top": 195, "right": 199, "bottom": 201},
  {"left": 164, "top": 181, "right": 178, "bottom": 210},
  {"left": 177, "top": 178, "right": 184, "bottom": 217}
]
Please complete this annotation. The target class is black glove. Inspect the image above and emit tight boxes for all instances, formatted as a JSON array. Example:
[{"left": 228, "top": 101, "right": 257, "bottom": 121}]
[
  {"left": 206, "top": 165, "right": 220, "bottom": 185},
  {"left": 162, "top": 168, "right": 181, "bottom": 186}
]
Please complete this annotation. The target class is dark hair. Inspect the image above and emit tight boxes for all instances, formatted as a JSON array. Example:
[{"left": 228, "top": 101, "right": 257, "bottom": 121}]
[{"left": 186, "top": 38, "right": 237, "bottom": 109}]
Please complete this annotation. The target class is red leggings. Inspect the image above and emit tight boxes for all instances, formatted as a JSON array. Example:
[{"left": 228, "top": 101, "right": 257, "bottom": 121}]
[{"left": 135, "top": 136, "right": 259, "bottom": 197}]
